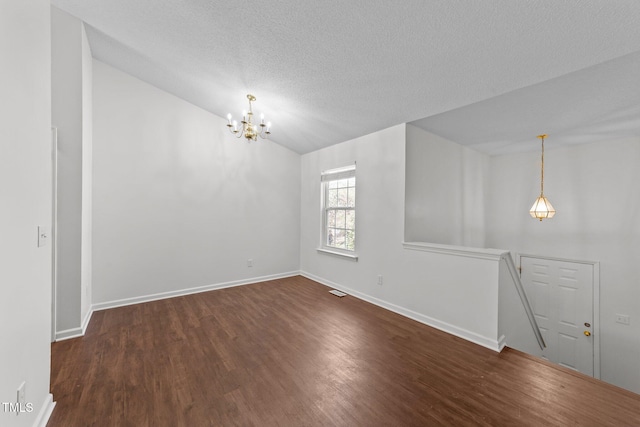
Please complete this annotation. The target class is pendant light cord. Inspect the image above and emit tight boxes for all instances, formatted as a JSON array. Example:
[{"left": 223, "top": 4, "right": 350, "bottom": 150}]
[{"left": 540, "top": 135, "right": 545, "bottom": 195}]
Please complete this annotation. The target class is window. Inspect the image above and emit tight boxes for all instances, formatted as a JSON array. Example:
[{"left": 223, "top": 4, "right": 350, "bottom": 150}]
[{"left": 321, "top": 165, "right": 356, "bottom": 254}]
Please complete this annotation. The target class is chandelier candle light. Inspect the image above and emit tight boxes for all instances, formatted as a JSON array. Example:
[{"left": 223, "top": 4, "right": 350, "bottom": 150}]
[
  {"left": 530, "top": 134, "right": 556, "bottom": 221},
  {"left": 226, "top": 94, "right": 271, "bottom": 141}
]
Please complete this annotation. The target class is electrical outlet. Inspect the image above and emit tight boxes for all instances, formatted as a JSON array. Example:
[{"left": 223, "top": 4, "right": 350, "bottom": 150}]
[
  {"left": 615, "top": 314, "right": 630, "bottom": 325},
  {"left": 377, "top": 275, "right": 383, "bottom": 286},
  {"left": 247, "top": 259, "right": 253, "bottom": 267}
]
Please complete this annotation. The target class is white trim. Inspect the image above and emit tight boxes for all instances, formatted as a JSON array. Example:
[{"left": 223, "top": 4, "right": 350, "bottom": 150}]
[
  {"left": 55, "top": 326, "right": 84, "bottom": 341},
  {"left": 51, "top": 127, "right": 58, "bottom": 343},
  {"left": 91, "top": 271, "right": 300, "bottom": 312},
  {"left": 516, "top": 253, "right": 601, "bottom": 380},
  {"left": 316, "top": 247, "right": 358, "bottom": 261},
  {"left": 34, "top": 393, "right": 56, "bottom": 427},
  {"left": 517, "top": 252, "right": 599, "bottom": 266},
  {"left": 54, "top": 304, "right": 94, "bottom": 341},
  {"left": 320, "top": 164, "right": 357, "bottom": 254},
  {"left": 54, "top": 271, "right": 299, "bottom": 341},
  {"left": 593, "top": 262, "right": 601, "bottom": 380},
  {"left": 402, "top": 242, "right": 506, "bottom": 261},
  {"left": 321, "top": 164, "right": 356, "bottom": 181},
  {"left": 81, "top": 306, "right": 93, "bottom": 334},
  {"left": 300, "top": 271, "right": 502, "bottom": 352},
  {"left": 497, "top": 334, "right": 507, "bottom": 351}
]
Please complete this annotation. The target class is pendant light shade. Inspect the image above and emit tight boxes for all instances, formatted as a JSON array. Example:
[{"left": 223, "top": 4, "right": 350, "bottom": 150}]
[
  {"left": 530, "top": 195, "right": 555, "bottom": 220},
  {"left": 529, "top": 134, "right": 555, "bottom": 221}
]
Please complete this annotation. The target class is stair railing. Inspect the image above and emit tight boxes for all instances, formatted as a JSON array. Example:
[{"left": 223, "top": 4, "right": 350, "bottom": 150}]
[{"left": 501, "top": 253, "right": 546, "bottom": 350}]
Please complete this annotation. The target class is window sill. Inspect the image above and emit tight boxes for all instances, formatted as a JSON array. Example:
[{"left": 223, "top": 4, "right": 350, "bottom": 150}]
[{"left": 317, "top": 247, "right": 359, "bottom": 261}]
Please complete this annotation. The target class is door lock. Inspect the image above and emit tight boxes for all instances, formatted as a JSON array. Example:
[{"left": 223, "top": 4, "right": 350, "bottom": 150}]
[{"left": 584, "top": 331, "right": 591, "bottom": 337}]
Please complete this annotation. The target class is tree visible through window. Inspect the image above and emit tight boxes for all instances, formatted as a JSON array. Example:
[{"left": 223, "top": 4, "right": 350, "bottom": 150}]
[{"left": 321, "top": 165, "right": 356, "bottom": 252}]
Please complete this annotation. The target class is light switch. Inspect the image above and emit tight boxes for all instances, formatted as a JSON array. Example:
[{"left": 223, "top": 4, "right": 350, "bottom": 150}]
[{"left": 37, "top": 226, "right": 49, "bottom": 247}]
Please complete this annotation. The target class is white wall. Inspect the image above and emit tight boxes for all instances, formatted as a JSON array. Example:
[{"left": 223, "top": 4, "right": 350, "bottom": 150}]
[
  {"left": 92, "top": 60, "right": 300, "bottom": 305},
  {"left": 51, "top": 7, "right": 92, "bottom": 337},
  {"left": 487, "top": 137, "right": 640, "bottom": 393},
  {"left": 0, "top": 0, "right": 54, "bottom": 425},
  {"left": 300, "top": 125, "right": 506, "bottom": 351},
  {"left": 405, "top": 125, "right": 488, "bottom": 247}
]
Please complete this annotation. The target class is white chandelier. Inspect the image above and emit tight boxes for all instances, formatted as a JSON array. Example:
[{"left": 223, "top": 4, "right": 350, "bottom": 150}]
[{"left": 226, "top": 94, "right": 271, "bottom": 141}]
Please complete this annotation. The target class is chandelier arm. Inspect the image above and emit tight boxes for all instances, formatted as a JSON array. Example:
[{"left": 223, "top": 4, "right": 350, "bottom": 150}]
[{"left": 234, "top": 128, "right": 244, "bottom": 138}]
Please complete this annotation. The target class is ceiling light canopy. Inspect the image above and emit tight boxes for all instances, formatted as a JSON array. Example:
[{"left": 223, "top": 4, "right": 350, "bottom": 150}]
[
  {"left": 530, "top": 134, "right": 556, "bottom": 221},
  {"left": 226, "top": 94, "right": 271, "bottom": 142}
]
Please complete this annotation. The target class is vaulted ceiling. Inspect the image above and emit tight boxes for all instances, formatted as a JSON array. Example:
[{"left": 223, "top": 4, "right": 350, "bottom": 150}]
[{"left": 51, "top": 0, "right": 640, "bottom": 155}]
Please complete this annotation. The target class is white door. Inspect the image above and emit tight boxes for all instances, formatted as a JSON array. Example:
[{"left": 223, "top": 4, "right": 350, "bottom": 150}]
[{"left": 520, "top": 256, "right": 595, "bottom": 376}]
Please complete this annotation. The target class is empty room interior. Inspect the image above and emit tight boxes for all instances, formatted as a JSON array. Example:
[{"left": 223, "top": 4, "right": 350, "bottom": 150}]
[{"left": 3, "top": 1, "right": 640, "bottom": 426}]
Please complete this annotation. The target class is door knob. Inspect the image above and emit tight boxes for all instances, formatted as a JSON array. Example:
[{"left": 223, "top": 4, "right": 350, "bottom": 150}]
[{"left": 584, "top": 331, "right": 591, "bottom": 337}]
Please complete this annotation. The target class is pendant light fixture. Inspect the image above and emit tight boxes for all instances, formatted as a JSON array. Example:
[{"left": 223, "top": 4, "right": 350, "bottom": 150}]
[
  {"left": 226, "top": 94, "right": 271, "bottom": 141},
  {"left": 530, "top": 134, "right": 555, "bottom": 221}
]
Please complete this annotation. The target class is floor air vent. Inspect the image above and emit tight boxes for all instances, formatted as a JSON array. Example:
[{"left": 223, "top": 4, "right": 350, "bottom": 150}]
[{"left": 329, "top": 289, "right": 347, "bottom": 297}]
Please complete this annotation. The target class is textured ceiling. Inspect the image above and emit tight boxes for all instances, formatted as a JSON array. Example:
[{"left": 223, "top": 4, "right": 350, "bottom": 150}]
[
  {"left": 412, "top": 50, "right": 640, "bottom": 155},
  {"left": 51, "top": 0, "right": 640, "bottom": 155}
]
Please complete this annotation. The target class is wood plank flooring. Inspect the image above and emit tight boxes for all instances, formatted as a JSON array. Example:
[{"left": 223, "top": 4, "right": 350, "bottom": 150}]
[{"left": 48, "top": 275, "right": 640, "bottom": 426}]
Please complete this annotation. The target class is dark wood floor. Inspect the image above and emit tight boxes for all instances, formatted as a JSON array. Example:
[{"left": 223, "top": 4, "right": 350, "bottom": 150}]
[{"left": 49, "top": 275, "right": 640, "bottom": 426}]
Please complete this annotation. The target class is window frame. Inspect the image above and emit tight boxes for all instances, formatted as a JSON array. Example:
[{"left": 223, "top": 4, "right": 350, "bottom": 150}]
[{"left": 318, "top": 165, "right": 357, "bottom": 260}]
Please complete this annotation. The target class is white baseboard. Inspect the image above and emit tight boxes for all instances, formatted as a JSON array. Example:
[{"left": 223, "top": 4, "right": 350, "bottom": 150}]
[
  {"left": 91, "top": 271, "right": 300, "bottom": 312},
  {"left": 55, "top": 307, "right": 94, "bottom": 341},
  {"left": 34, "top": 393, "right": 55, "bottom": 427},
  {"left": 55, "top": 271, "right": 501, "bottom": 352},
  {"left": 300, "top": 271, "right": 502, "bottom": 352},
  {"left": 497, "top": 334, "right": 507, "bottom": 351},
  {"left": 55, "top": 326, "right": 83, "bottom": 341},
  {"left": 54, "top": 271, "right": 299, "bottom": 341},
  {"left": 81, "top": 307, "right": 93, "bottom": 335}
]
